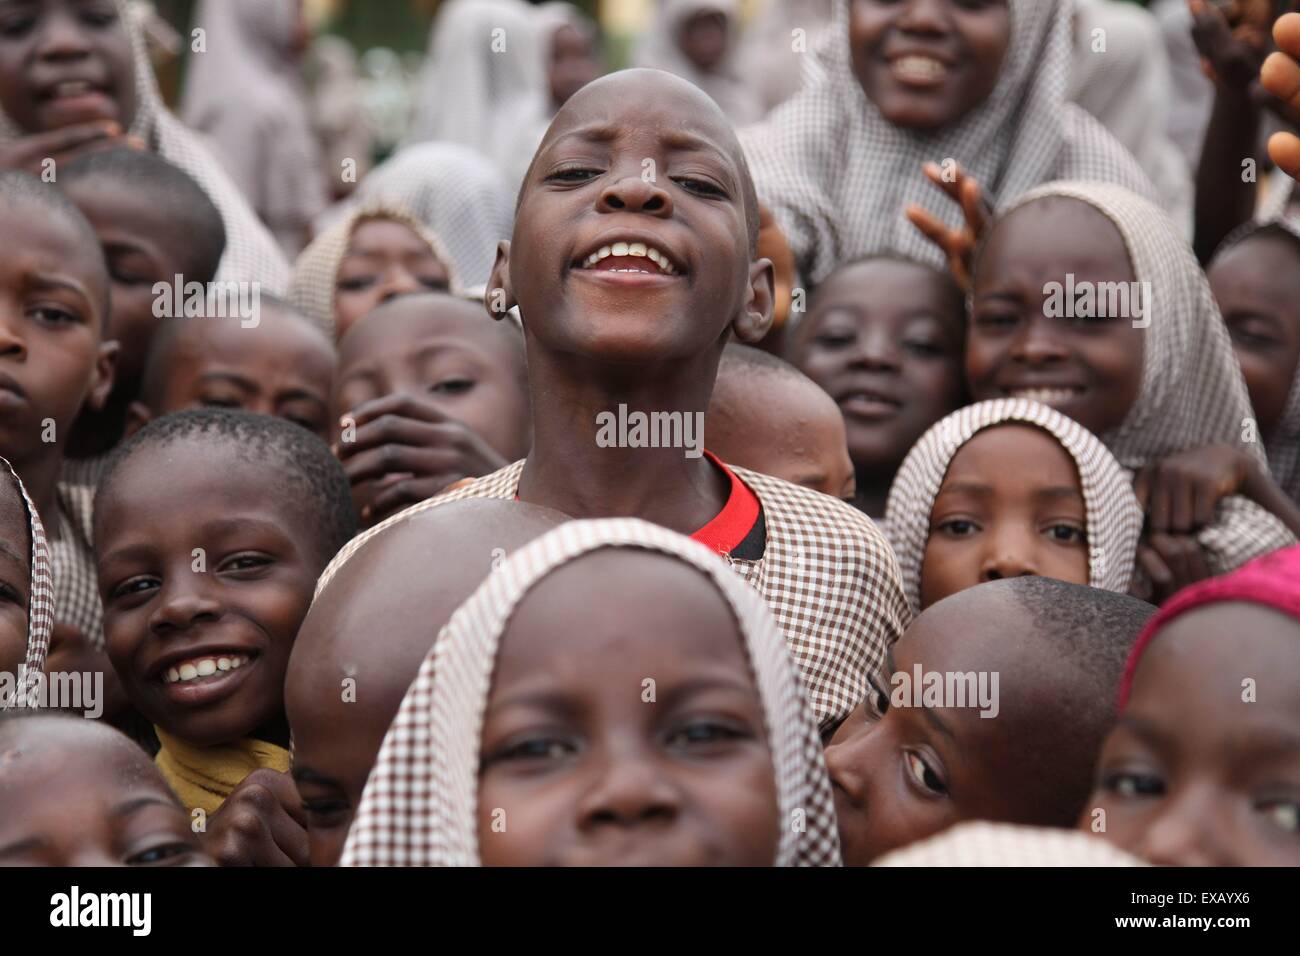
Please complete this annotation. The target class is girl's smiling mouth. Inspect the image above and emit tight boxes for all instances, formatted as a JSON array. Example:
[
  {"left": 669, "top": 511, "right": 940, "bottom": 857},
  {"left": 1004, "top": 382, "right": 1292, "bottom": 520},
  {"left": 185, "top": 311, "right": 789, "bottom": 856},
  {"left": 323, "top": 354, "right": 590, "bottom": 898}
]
[{"left": 153, "top": 650, "right": 259, "bottom": 708}]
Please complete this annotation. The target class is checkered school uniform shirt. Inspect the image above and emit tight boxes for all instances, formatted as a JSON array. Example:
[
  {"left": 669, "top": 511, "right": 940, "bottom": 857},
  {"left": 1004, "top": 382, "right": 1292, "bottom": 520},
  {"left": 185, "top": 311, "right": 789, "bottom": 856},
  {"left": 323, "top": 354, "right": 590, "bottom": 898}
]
[
  {"left": 0, "top": 458, "right": 55, "bottom": 687},
  {"left": 873, "top": 822, "right": 1145, "bottom": 867},
  {"left": 48, "top": 483, "right": 103, "bottom": 651},
  {"left": 317, "top": 460, "right": 911, "bottom": 732},
  {"left": 998, "top": 183, "right": 1296, "bottom": 574},
  {"left": 340, "top": 518, "right": 841, "bottom": 867}
]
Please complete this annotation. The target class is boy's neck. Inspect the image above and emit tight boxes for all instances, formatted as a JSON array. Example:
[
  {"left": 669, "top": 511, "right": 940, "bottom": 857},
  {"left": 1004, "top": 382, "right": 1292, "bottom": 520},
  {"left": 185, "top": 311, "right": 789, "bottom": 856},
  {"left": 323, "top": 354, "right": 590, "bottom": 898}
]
[
  {"left": 517, "top": 355, "right": 731, "bottom": 535},
  {"left": 852, "top": 470, "right": 894, "bottom": 520}
]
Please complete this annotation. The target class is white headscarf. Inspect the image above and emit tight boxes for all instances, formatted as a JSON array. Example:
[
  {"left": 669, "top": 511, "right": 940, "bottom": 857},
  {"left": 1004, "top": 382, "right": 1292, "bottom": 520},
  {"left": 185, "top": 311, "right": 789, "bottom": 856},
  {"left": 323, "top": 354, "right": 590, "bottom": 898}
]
[
  {"left": 0, "top": 458, "right": 55, "bottom": 708},
  {"left": 340, "top": 518, "right": 840, "bottom": 867},
  {"left": 181, "top": 0, "right": 327, "bottom": 259},
  {"left": 738, "top": 0, "right": 1158, "bottom": 284},
  {"left": 884, "top": 399, "right": 1143, "bottom": 613},
  {"left": 0, "top": 0, "right": 290, "bottom": 291},
  {"left": 634, "top": 0, "right": 763, "bottom": 126}
]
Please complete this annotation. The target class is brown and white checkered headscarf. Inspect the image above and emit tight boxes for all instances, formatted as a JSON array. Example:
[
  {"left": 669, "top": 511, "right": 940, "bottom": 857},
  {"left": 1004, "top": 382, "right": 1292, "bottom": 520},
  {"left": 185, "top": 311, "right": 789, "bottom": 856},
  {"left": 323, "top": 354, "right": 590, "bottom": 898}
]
[
  {"left": 0, "top": 0, "right": 291, "bottom": 291},
  {"left": 993, "top": 182, "right": 1296, "bottom": 573},
  {"left": 872, "top": 821, "right": 1144, "bottom": 867},
  {"left": 738, "top": 0, "right": 1158, "bottom": 284},
  {"left": 289, "top": 198, "right": 462, "bottom": 338},
  {"left": 47, "top": 483, "right": 102, "bottom": 651},
  {"left": 317, "top": 460, "right": 909, "bottom": 733},
  {"left": 1212, "top": 218, "right": 1300, "bottom": 504},
  {"left": 884, "top": 399, "right": 1143, "bottom": 613},
  {"left": 0, "top": 457, "right": 55, "bottom": 686},
  {"left": 340, "top": 517, "right": 840, "bottom": 867}
]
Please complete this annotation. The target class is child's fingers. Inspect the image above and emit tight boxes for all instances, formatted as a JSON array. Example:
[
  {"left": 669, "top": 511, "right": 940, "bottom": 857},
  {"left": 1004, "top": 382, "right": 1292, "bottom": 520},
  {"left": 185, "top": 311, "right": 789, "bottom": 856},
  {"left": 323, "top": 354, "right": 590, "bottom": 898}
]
[
  {"left": 1137, "top": 544, "right": 1174, "bottom": 595},
  {"left": 1167, "top": 477, "right": 1197, "bottom": 534},
  {"left": 1268, "top": 129, "right": 1300, "bottom": 178},
  {"left": 1192, "top": 479, "right": 1217, "bottom": 531},
  {"left": 370, "top": 476, "right": 461, "bottom": 521},
  {"left": 344, "top": 392, "right": 451, "bottom": 429},
  {"left": 905, "top": 204, "right": 954, "bottom": 251},
  {"left": 1132, "top": 467, "right": 1152, "bottom": 513},
  {"left": 1261, "top": 49, "right": 1300, "bottom": 118},
  {"left": 1274, "top": 11, "right": 1300, "bottom": 59},
  {"left": 921, "top": 160, "right": 965, "bottom": 203},
  {"left": 1146, "top": 471, "right": 1173, "bottom": 531},
  {"left": 339, "top": 413, "right": 441, "bottom": 459},
  {"left": 959, "top": 176, "right": 990, "bottom": 238},
  {"left": 341, "top": 443, "right": 454, "bottom": 485}
]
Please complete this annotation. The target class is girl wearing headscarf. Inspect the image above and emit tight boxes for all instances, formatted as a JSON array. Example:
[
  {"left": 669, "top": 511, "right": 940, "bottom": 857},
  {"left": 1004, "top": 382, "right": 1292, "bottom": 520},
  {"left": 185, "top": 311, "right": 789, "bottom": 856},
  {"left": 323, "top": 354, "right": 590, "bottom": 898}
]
[
  {"left": 290, "top": 197, "right": 461, "bottom": 340},
  {"left": 634, "top": 0, "right": 762, "bottom": 126},
  {"left": 181, "top": 0, "right": 327, "bottom": 259},
  {"left": 739, "top": 0, "right": 1158, "bottom": 285},
  {"left": 966, "top": 181, "right": 1296, "bottom": 591},
  {"left": 0, "top": 0, "right": 290, "bottom": 291},
  {"left": 345, "top": 141, "right": 514, "bottom": 289},
  {"left": 0, "top": 458, "right": 55, "bottom": 709},
  {"left": 884, "top": 399, "right": 1144, "bottom": 614},
  {"left": 1088, "top": 544, "right": 1300, "bottom": 865},
  {"left": 340, "top": 518, "right": 840, "bottom": 867}
]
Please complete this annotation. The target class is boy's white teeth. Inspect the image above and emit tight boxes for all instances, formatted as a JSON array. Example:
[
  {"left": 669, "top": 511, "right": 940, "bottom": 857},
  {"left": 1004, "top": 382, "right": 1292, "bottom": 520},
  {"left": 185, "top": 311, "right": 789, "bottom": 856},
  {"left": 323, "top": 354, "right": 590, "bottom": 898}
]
[
  {"left": 1009, "top": 387, "right": 1079, "bottom": 404},
  {"left": 53, "top": 80, "right": 94, "bottom": 97},
  {"left": 894, "top": 55, "right": 946, "bottom": 79},
  {"left": 163, "top": 654, "right": 249, "bottom": 684},
  {"left": 581, "top": 242, "right": 677, "bottom": 274}
]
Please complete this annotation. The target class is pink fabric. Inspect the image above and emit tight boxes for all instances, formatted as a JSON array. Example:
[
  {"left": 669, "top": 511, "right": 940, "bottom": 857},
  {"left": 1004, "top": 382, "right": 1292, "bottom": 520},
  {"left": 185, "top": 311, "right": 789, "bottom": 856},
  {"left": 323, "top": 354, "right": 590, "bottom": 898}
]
[{"left": 1118, "top": 544, "right": 1300, "bottom": 709}]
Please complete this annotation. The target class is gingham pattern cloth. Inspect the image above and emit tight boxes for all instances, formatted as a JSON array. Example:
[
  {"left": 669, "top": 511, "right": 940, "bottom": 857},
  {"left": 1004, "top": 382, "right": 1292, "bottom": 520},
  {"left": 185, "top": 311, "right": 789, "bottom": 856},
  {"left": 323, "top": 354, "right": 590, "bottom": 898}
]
[
  {"left": 317, "top": 460, "right": 910, "bottom": 731},
  {"left": 340, "top": 517, "right": 841, "bottom": 867},
  {"left": 1213, "top": 218, "right": 1300, "bottom": 504},
  {"left": 48, "top": 483, "right": 103, "bottom": 652},
  {"left": 883, "top": 399, "right": 1143, "bottom": 613},
  {"left": 998, "top": 182, "right": 1296, "bottom": 571},
  {"left": 289, "top": 197, "right": 462, "bottom": 338},
  {"left": 0, "top": 458, "right": 54, "bottom": 685},
  {"left": 344, "top": 141, "right": 515, "bottom": 289},
  {"left": 872, "top": 821, "right": 1145, "bottom": 867},
  {"left": 0, "top": 0, "right": 291, "bottom": 292},
  {"left": 737, "top": 0, "right": 1158, "bottom": 284}
]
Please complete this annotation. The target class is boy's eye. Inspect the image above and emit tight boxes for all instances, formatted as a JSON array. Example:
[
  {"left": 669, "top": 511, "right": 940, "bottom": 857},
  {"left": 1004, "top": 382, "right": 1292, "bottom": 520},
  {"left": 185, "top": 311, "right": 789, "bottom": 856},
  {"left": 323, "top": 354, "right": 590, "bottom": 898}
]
[
  {"left": 337, "top": 275, "right": 377, "bottom": 292},
  {"left": 199, "top": 395, "right": 243, "bottom": 410},
  {"left": 109, "top": 576, "right": 159, "bottom": 601},
  {"left": 1045, "top": 523, "right": 1086, "bottom": 545},
  {"left": 665, "top": 719, "right": 749, "bottom": 750},
  {"left": 973, "top": 310, "right": 1018, "bottom": 329},
  {"left": 864, "top": 683, "right": 889, "bottom": 720},
  {"left": 430, "top": 378, "right": 474, "bottom": 396},
  {"left": 494, "top": 736, "right": 578, "bottom": 764},
  {"left": 125, "top": 841, "right": 195, "bottom": 866},
  {"left": 28, "top": 305, "right": 81, "bottom": 326},
  {"left": 813, "top": 331, "right": 855, "bottom": 349},
  {"left": 0, "top": 13, "right": 35, "bottom": 36},
  {"left": 418, "top": 275, "right": 451, "bottom": 291},
  {"left": 936, "top": 518, "right": 979, "bottom": 537},
  {"left": 904, "top": 750, "right": 947, "bottom": 796},
  {"left": 545, "top": 166, "right": 601, "bottom": 184},
  {"left": 902, "top": 338, "right": 950, "bottom": 358},
  {"left": 1258, "top": 799, "right": 1300, "bottom": 834},
  {"left": 217, "top": 553, "right": 274, "bottom": 575},
  {"left": 0, "top": 582, "right": 22, "bottom": 605},
  {"left": 671, "top": 176, "right": 727, "bottom": 198},
  {"left": 1103, "top": 770, "right": 1164, "bottom": 799},
  {"left": 301, "top": 798, "right": 351, "bottom": 827}
]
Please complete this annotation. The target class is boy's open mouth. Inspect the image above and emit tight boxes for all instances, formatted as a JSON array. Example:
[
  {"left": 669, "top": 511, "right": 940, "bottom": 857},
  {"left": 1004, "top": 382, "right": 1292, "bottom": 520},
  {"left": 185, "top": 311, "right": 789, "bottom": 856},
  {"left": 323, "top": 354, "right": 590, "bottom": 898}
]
[
  {"left": 1001, "top": 385, "right": 1086, "bottom": 406},
  {"left": 837, "top": 385, "right": 902, "bottom": 420},
  {"left": 883, "top": 49, "right": 956, "bottom": 90},
  {"left": 37, "top": 76, "right": 116, "bottom": 123},
  {"left": 572, "top": 235, "right": 685, "bottom": 279},
  {"left": 150, "top": 648, "right": 259, "bottom": 708}
]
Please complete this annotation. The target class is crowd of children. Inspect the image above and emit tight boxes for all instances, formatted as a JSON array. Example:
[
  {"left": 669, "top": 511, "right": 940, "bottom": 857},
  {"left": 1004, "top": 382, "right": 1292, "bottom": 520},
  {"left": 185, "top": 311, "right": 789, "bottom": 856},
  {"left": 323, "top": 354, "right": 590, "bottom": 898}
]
[{"left": 0, "top": 0, "right": 1298, "bottom": 868}]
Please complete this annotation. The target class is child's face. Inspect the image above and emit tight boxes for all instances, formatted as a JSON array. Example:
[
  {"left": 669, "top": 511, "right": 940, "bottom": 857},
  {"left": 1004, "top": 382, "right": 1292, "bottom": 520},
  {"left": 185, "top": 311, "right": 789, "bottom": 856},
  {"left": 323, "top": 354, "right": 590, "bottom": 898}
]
[
  {"left": 1208, "top": 234, "right": 1300, "bottom": 437},
  {"left": 679, "top": 11, "right": 728, "bottom": 73},
  {"left": 0, "top": 487, "right": 30, "bottom": 672},
  {"left": 1087, "top": 602, "right": 1300, "bottom": 866},
  {"left": 96, "top": 440, "right": 322, "bottom": 746},
  {"left": 332, "top": 295, "right": 529, "bottom": 460},
  {"left": 919, "top": 424, "right": 1089, "bottom": 609},
  {"left": 967, "top": 197, "right": 1145, "bottom": 437},
  {"left": 0, "top": 0, "right": 138, "bottom": 132},
  {"left": 848, "top": 0, "right": 1010, "bottom": 129},
  {"left": 549, "top": 24, "right": 600, "bottom": 108},
  {"left": 63, "top": 177, "right": 194, "bottom": 390},
  {"left": 334, "top": 218, "right": 451, "bottom": 341},
  {"left": 709, "top": 375, "right": 856, "bottom": 498},
  {"left": 824, "top": 592, "right": 1078, "bottom": 864},
  {"left": 791, "top": 259, "right": 965, "bottom": 477},
  {"left": 0, "top": 201, "right": 113, "bottom": 463},
  {"left": 502, "top": 70, "right": 770, "bottom": 370},
  {"left": 143, "top": 309, "right": 335, "bottom": 439},
  {"left": 476, "top": 550, "right": 781, "bottom": 866},
  {"left": 0, "top": 718, "right": 211, "bottom": 866}
]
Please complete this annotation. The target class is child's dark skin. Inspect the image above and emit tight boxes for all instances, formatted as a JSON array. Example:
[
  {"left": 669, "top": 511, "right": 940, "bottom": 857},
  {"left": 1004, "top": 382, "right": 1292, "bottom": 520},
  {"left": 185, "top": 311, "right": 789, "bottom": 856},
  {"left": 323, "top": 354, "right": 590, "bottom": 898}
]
[
  {"left": 549, "top": 22, "right": 601, "bottom": 108},
  {"left": 0, "top": 483, "right": 29, "bottom": 672},
  {"left": 0, "top": 715, "right": 213, "bottom": 866},
  {"left": 332, "top": 293, "right": 529, "bottom": 526},
  {"left": 968, "top": 195, "right": 1212, "bottom": 598},
  {"left": 0, "top": 0, "right": 141, "bottom": 172},
  {"left": 63, "top": 172, "right": 210, "bottom": 454},
  {"left": 707, "top": 363, "right": 855, "bottom": 498},
  {"left": 131, "top": 303, "right": 335, "bottom": 440},
  {"left": 1086, "top": 602, "right": 1300, "bottom": 865},
  {"left": 789, "top": 257, "right": 965, "bottom": 516},
  {"left": 477, "top": 549, "right": 780, "bottom": 867},
  {"left": 848, "top": 0, "right": 1010, "bottom": 130},
  {"left": 491, "top": 68, "right": 772, "bottom": 532},
  {"left": 825, "top": 586, "right": 1108, "bottom": 865},
  {"left": 919, "top": 424, "right": 1090, "bottom": 608},
  {"left": 334, "top": 217, "right": 452, "bottom": 341},
  {"left": 96, "top": 438, "right": 328, "bottom": 867},
  {"left": 287, "top": 499, "right": 566, "bottom": 867}
]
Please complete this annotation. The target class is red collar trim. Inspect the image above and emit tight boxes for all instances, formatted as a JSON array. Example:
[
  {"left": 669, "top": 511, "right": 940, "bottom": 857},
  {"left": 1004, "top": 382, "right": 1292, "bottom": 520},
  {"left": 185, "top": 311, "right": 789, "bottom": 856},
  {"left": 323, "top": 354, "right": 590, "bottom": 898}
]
[{"left": 690, "top": 451, "right": 759, "bottom": 556}]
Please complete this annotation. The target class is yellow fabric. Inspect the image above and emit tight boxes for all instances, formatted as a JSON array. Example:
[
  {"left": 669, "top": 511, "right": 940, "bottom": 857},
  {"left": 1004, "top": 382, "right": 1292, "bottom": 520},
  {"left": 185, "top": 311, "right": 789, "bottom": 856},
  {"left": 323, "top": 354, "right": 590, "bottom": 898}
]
[{"left": 155, "top": 728, "right": 291, "bottom": 815}]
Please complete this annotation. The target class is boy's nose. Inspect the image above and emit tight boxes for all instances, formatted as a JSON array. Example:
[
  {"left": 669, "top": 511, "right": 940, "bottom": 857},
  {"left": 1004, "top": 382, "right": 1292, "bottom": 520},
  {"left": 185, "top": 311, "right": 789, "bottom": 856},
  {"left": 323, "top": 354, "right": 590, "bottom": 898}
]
[
  {"left": 576, "top": 751, "right": 681, "bottom": 830},
  {"left": 149, "top": 581, "right": 223, "bottom": 634},
  {"left": 850, "top": 327, "right": 903, "bottom": 371},
  {"left": 1009, "top": 317, "right": 1070, "bottom": 365},
  {"left": 823, "top": 733, "right": 872, "bottom": 810},
  {"left": 377, "top": 267, "right": 423, "bottom": 302},
  {"left": 35, "top": 10, "right": 94, "bottom": 60},
  {"left": 1133, "top": 786, "right": 1230, "bottom": 867},
  {"left": 980, "top": 536, "right": 1039, "bottom": 581},
  {"left": 597, "top": 175, "right": 673, "bottom": 218},
  {"left": 0, "top": 317, "right": 25, "bottom": 357},
  {"left": 897, "top": 0, "right": 951, "bottom": 33}
]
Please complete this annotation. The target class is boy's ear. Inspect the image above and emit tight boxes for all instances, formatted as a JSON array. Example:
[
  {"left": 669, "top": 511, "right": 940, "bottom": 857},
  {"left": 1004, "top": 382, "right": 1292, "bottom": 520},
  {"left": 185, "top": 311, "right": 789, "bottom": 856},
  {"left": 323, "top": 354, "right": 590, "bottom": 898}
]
[
  {"left": 733, "top": 257, "right": 775, "bottom": 345},
  {"left": 86, "top": 340, "right": 120, "bottom": 413},
  {"left": 485, "top": 241, "right": 517, "bottom": 321},
  {"left": 123, "top": 401, "right": 152, "bottom": 440}
]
